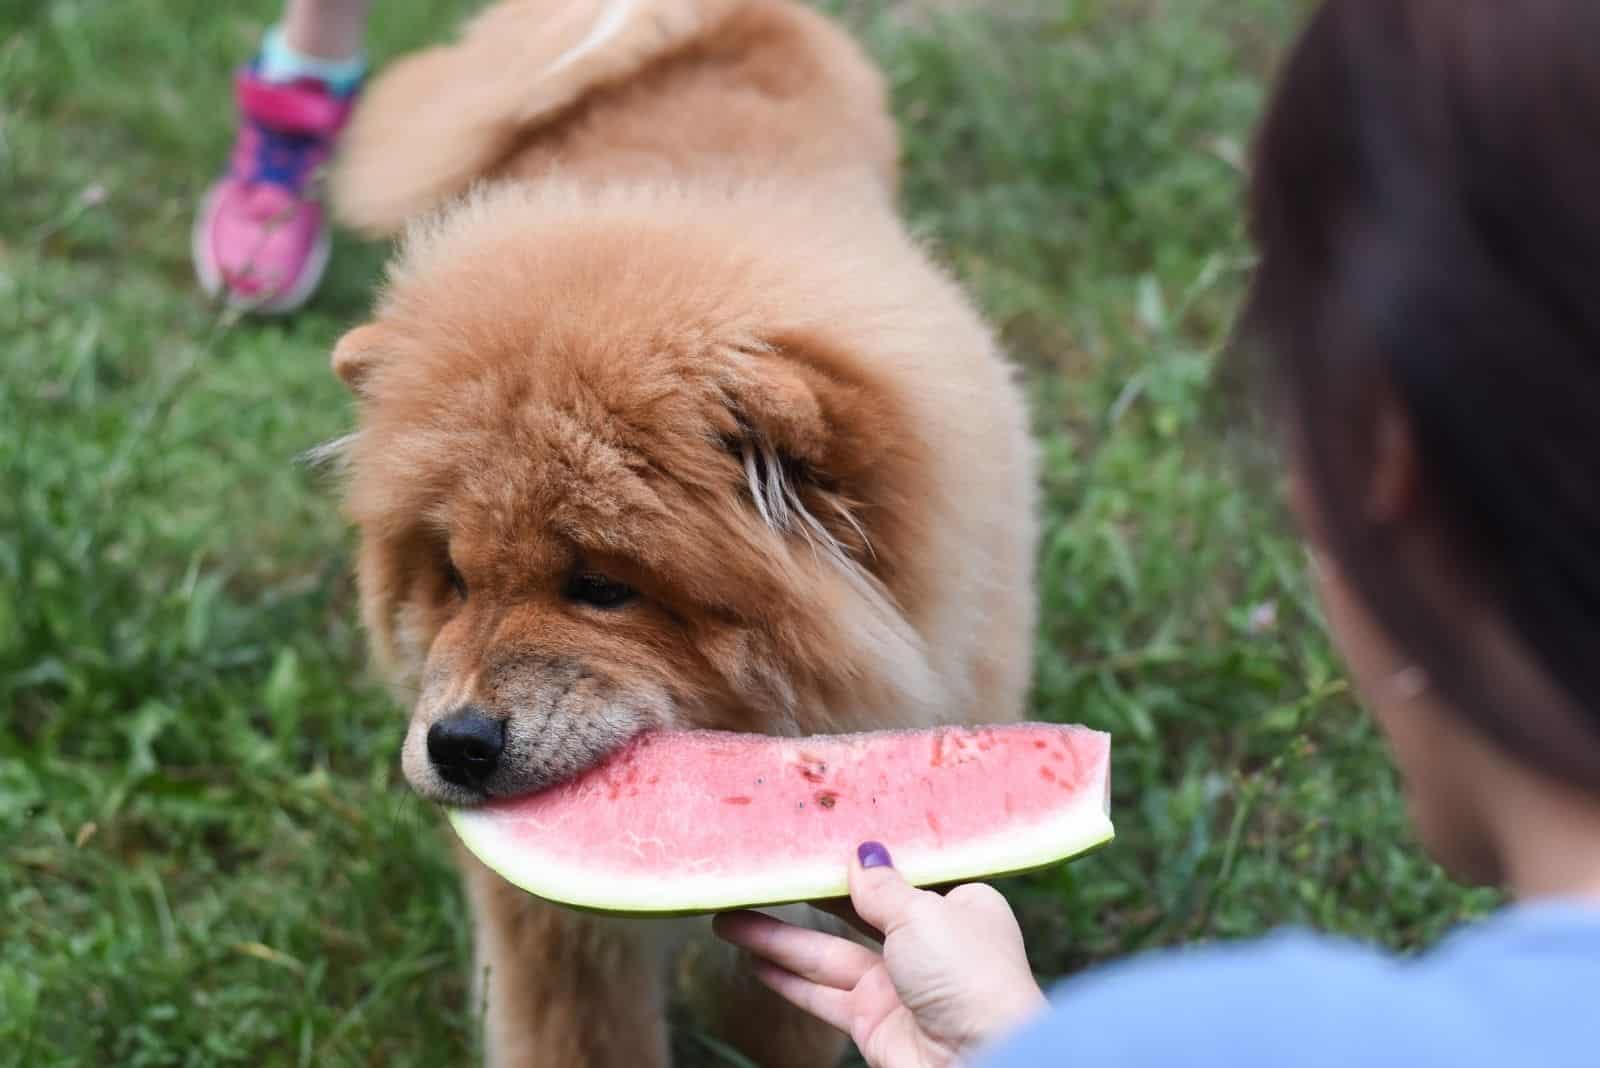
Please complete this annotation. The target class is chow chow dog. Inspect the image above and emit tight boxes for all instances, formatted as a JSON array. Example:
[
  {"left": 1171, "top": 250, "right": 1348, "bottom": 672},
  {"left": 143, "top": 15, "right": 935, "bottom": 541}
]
[{"left": 324, "top": 1, "right": 1037, "bottom": 1064}]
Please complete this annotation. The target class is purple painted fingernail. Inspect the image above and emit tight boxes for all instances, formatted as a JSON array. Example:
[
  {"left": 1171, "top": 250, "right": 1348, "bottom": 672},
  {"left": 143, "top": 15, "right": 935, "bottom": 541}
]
[{"left": 858, "top": 841, "right": 893, "bottom": 869}]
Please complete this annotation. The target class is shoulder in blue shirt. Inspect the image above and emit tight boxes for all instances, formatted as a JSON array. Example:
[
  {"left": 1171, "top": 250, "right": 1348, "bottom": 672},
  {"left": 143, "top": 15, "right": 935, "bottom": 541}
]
[{"left": 976, "top": 902, "right": 1600, "bottom": 1068}]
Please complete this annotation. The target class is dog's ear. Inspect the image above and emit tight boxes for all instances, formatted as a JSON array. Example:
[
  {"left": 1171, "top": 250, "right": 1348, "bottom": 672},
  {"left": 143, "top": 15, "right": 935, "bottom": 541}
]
[
  {"left": 331, "top": 323, "right": 393, "bottom": 396},
  {"left": 717, "top": 344, "right": 883, "bottom": 561},
  {"left": 719, "top": 347, "right": 832, "bottom": 469}
]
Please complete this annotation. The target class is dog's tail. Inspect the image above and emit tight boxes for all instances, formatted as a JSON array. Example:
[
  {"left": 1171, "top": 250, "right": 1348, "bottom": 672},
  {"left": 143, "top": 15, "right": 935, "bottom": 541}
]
[{"left": 330, "top": 0, "right": 745, "bottom": 237}]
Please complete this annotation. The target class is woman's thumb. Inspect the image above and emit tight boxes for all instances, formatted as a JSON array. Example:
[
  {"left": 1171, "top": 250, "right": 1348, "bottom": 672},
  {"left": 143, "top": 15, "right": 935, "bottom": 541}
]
[{"left": 849, "top": 841, "right": 928, "bottom": 936}]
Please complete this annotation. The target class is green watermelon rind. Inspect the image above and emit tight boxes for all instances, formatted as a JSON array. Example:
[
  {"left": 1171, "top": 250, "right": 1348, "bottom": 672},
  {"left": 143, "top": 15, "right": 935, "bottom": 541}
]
[{"left": 445, "top": 749, "right": 1114, "bottom": 916}]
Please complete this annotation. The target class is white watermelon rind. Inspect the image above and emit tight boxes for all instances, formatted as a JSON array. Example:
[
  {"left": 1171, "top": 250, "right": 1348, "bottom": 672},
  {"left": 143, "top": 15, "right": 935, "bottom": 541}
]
[{"left": 446, "top": 765, "right": 1114, "bottom": 916}]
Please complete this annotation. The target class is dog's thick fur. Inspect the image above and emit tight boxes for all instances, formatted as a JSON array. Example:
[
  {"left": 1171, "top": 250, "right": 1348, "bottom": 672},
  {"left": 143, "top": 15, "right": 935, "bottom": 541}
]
[{"left": 327, "top": 1, "right": 1037, "bottom": 1064}]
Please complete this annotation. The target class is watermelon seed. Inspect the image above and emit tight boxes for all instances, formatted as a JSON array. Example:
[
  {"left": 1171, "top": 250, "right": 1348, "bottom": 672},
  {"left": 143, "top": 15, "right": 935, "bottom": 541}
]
[{"left": 816, "top": 792, "right": 838, "bottom": 809}]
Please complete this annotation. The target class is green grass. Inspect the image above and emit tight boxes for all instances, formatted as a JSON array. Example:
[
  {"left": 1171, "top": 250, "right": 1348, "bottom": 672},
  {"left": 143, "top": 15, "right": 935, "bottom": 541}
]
[{"left": 2, "top": 1, "right": 1495, "bottom": 1063}]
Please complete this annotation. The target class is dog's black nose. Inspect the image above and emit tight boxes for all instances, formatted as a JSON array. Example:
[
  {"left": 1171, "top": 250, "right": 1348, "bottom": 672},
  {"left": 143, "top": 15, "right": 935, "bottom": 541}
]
[{"left": 427, "top": 708, "right": 505, "bottom": 788}]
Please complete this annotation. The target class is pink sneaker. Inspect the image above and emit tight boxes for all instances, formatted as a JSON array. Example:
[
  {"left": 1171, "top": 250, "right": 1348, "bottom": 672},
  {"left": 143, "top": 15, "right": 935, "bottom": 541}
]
[{"left": 193, "top": 67, "right": 356, "bottom": 314}]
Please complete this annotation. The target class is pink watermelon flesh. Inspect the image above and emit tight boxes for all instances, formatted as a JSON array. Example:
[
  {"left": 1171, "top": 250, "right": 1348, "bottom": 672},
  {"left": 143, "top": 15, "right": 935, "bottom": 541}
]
[{"left": 448, "top": 722, "right": 1113, "bottom": 915}]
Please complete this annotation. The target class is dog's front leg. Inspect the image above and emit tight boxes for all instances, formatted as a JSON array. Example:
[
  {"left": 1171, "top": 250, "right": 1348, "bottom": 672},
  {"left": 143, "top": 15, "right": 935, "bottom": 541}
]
[{"left": 459, "top": 849, "right": 671, "bottom": 1068}]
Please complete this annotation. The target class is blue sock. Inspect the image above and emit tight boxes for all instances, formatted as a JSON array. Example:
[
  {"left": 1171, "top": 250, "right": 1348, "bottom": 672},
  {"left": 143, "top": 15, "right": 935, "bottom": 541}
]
[{"left": 258, "top": 25, "right": 365, "bottom": 95}]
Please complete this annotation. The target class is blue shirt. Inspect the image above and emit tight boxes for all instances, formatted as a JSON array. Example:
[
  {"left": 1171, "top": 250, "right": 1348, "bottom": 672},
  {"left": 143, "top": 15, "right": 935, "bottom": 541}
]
[{"left": 977, "top": 902, "right": 1600, "bottom": 1068}]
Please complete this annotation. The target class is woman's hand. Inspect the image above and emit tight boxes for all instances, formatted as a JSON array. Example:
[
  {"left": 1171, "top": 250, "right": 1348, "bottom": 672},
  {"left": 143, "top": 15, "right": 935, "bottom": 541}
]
[{"left": 713, "top": 842, "right": 1047, "bottom": 1068}]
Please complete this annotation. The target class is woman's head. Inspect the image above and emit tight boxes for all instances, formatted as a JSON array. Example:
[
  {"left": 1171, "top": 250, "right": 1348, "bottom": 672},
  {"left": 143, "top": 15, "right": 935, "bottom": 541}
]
[{"left": 1242, "top": 0, "right": 1600, "bottom": 877}]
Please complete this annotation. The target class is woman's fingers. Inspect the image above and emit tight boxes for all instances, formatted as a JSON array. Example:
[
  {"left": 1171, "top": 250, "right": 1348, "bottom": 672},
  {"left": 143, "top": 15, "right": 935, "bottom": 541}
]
[
  {"left": 714, "top": 910, "right": 880, "bottom": 989},
  {"left": 748, "top": 958, "right": 855, "bottom": 1036}
]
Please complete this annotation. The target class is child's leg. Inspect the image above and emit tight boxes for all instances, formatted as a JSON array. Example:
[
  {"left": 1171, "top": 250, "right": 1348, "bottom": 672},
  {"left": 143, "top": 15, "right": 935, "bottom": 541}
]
[
  {"left": 192, "top": 1, "right": 373, "bottom": 315},
  {"left": 281, "top": 0, "right": 371, "bottom": 64}
]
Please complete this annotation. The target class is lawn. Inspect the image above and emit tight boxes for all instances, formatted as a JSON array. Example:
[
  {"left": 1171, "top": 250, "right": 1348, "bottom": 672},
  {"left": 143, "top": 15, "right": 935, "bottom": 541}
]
[{"left": 2, "top": 1, "right": 1496, "bottom": 1064}]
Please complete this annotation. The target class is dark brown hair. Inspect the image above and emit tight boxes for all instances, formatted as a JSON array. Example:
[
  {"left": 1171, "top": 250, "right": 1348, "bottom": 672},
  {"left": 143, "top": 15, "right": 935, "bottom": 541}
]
[{"left": 1241, "top": 0, "right": 1600, "bottom": 786}]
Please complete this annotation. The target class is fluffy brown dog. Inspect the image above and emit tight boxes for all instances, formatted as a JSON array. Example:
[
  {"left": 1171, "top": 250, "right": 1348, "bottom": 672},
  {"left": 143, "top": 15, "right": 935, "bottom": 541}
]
[{"left": 325, "top": 1, "right": 1037, "bottom": 1064}]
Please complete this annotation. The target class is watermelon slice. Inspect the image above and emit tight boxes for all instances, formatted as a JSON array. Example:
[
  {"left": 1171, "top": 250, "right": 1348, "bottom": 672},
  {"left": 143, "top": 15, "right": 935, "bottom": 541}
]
[{"left": 447, "top": 723, "right": 1113, "bottom": 915}]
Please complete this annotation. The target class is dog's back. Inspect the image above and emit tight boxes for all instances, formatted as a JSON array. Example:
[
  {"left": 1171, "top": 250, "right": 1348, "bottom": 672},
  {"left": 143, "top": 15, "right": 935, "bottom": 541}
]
[{"left": 331, "top": 0, "right": 898, "bottom": 236}]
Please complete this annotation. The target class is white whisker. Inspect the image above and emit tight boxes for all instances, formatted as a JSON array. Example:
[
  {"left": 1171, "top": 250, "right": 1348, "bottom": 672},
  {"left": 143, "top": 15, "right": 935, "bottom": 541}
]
[
  {"left": 742, "top": 444, "right": 776, "bottom": 530},
  {"left": 299, "top": 432, "right": 360, "bottom": 470},
  {"left": 828, "top": 496, "right": 875, "bottom": 560}
]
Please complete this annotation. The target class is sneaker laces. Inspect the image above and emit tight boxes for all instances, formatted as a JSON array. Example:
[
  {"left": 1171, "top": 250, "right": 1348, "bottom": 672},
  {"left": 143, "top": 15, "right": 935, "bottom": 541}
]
[
  {"left": 241, "top": 117, "right": 328, "bottom": 188},
  {"left": 251, "top": 122, "right": 325, "bottom": 188},
  {"left": 230, "top": 121, "right": 328, "bottom": 221}
]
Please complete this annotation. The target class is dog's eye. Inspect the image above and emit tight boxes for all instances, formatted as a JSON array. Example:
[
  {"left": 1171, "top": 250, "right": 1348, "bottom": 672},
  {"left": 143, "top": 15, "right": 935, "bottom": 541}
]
[
  {"left": 566, "top": 572, "right": 636, "bottom": 609},
  {"left": 445, "top": 560, "right": 468, "bottom": 600}
]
